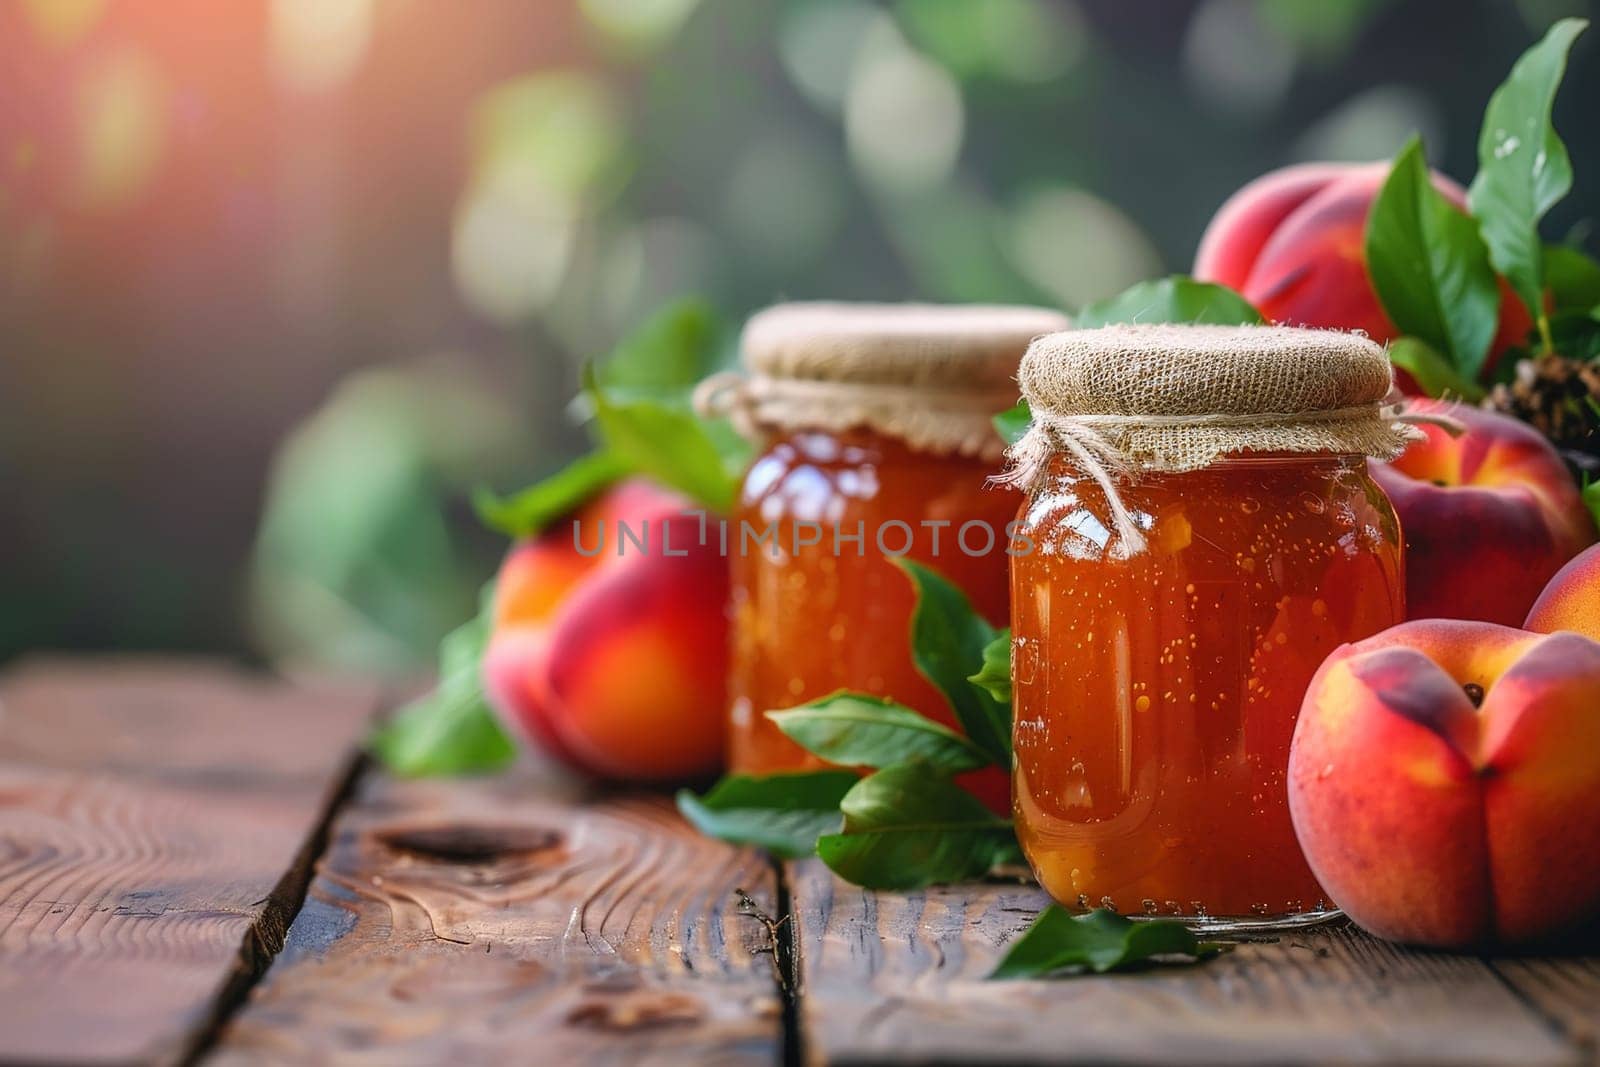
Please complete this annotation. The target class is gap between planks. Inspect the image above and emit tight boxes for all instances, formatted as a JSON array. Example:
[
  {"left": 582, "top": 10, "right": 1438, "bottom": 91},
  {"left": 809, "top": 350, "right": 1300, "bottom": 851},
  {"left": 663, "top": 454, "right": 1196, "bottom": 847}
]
[
  {"left": 0, "top": 661, "right": 384, "bottom": 1066},
  {"left": 174, "top": 751, "right": 371, "bottom": 1066}
]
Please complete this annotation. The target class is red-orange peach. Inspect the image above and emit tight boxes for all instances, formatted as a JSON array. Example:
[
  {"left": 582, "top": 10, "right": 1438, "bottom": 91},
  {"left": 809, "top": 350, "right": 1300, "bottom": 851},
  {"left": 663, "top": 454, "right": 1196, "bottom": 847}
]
[
  {"left": 1195, "top": 162, "right": 1532, "bottom": 384},
  {"left": 481, "top": 478, "right": 729, "bottom": 783},
  {"left": 1289, "top": 620, "right": 1600, "bottom": 948},
  {"left": 1370, "top": 401, "right": 1595, "bottom": 625},
  {"left": 1525, "top": 542, "right": 1600, "bottom": 640}
]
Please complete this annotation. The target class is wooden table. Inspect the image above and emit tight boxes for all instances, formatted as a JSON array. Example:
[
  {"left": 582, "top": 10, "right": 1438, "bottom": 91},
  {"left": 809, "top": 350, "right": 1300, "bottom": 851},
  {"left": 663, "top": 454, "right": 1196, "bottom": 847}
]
[{"left": 3, "top": 659, "right": 1597, "bottom": 1066}]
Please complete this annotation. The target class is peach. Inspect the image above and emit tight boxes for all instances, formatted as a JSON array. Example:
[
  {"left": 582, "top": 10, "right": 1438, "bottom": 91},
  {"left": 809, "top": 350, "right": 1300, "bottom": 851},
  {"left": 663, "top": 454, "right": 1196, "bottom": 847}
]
[
  {"left": 1193, "top": 162, "right": 1348, "bottom": 290},
  {"left": 481, "top": 478, "right": 729, "bottom": 783},
  {"left": 1194, "top": 162, "right": 1532, "bottom": 385},
  {"left": 1525, "top": 543, "right": 1600, "bottom": 640},
  {"left": 1289, "top": 619, "right": 1600, "bottom": 948},
  {"left": 1370, "top": 401, "right": 1595, "bottom": 625}
]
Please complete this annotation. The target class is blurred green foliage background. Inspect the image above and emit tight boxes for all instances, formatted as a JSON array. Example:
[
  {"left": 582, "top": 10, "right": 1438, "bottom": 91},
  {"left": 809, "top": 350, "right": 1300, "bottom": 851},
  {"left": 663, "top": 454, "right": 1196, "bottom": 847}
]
[{"left": 1, "top": 0, "right": 1596, "bottom": 670}]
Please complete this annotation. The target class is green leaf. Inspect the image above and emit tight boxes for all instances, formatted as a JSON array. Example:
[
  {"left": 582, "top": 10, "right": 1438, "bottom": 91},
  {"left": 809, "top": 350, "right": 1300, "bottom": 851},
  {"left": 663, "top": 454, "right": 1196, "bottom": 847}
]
[
  {"left": 967, "top": 629, "right": 1013, "bottom": 704},
  {"left": 1366, "top": 137, "right": 1501, "bottom": 380},
  {"left": 894, "top": 559, "right": 1011, "bottom": 767},
  {"left": 369, "top": 597, "right": 517, "bottom": 777},
  {"left": 990, "top": 906, "right": 1229, "bottom": 979},
  {"left": 816, "top": 762, "right": 1018, "bottom": 889},
  {"left": 675, "top": 771, "right": 857, "bottom": 858},
  {"left": 768, "top": 692, "right": 988, "bottom": 773},
  {"left": 585, "top": 361, "right": 745, "bottom": 512},
  {"left": 1468, "top": 17, "right": 1588, "bottom": 321},
  {"left": 1386, "top": 337, "right": 1487, "bottom": 402},
  {"left": 1583, "top": 476, "right": 1600, "bottom": 532},
  {"left": 1074, "top": 276, "right": 1264, "bottom": 329},
  {"left": 994, "top": 401, "right": 1031, "bottom": 446},
  {"left": 1544, "top": 244, "right": 1600, "bottom": 313},
  {"left": 1547, "top": 309, "right": 1600, "bottom": 361},
  {"left": 600, "top": 298, "right": 724, "bottom": 395},
  {"left": 472, "top": 451, "right": 632, "bottom": 539}
]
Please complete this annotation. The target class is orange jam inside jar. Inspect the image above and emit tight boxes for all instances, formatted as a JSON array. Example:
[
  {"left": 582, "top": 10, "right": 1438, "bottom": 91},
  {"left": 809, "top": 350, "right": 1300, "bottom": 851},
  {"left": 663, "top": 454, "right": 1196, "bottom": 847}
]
[
  {"left": 1004, "top": 324, "right": 1413, "bottom": 929},
  {"left": 704, "top": 302, "right": 1069, "bottom": 806},
  {"left": 729, "top": 429, "right": 1016, "bottom": 796}
]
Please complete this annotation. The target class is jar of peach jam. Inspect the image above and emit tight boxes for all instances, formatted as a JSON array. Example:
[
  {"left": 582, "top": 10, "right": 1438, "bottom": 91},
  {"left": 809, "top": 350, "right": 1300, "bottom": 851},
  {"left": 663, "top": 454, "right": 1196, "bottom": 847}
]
[
  {"left": 699, "top": 303, "right": 1068, "bottom": 805},
  {"left": 1001, "top": 324, "right": 1412, "bottom": 929}
]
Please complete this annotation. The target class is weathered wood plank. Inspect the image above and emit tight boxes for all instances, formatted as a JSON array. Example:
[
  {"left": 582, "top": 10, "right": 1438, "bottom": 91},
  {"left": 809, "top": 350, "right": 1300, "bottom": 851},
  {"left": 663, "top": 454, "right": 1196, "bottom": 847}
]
[
  {"left": 0, "top": 659, "right": 377, "bottom": 1066},
  {"left": 211, "top": 779, "right": 783, "bottom": 1066},
  {"left": 787, "top": 859, "right": 1579, "bottom": 1067},
  {"left": 1493, "top": 958, "right": 1600, "bottom": 1065}
]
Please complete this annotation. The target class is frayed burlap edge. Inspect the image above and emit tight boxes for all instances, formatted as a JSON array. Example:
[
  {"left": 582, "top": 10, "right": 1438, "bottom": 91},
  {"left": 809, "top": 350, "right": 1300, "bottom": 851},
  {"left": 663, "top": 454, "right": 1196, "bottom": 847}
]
[{"left": 695, "top": 373, "right": 1016, "bottom": 461}]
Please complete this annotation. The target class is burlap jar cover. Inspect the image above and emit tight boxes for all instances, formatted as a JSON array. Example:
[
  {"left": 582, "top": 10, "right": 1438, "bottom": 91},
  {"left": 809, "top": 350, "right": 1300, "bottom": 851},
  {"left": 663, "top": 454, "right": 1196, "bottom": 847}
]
[
  {"left": 998, "top": 323, "right": 1424, "bottom": 557},
  {"left": 695, "top": 302, "right": 1070, "bottom": 462}
]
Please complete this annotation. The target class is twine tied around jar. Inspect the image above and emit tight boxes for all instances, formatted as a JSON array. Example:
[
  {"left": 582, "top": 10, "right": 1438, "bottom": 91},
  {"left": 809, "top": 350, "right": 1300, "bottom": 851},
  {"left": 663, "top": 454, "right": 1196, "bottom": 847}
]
[
  {"left": 694, "top": 302, "right": 1071, "bottom": 462},
  {"left": 995, "top": 324, "right": 1439, "bottom": 559}
]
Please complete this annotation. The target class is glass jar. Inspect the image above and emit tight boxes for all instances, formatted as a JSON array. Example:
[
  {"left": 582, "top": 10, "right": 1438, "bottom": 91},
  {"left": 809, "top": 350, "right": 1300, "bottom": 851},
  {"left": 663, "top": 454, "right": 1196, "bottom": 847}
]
[
  {"left": 705, "top": 302, "right": 1069, "bottom": 808},
  {"left": 1011, "top": 451, "right": 1403, "bottom": 929},
  {"left": 729, "top": 427, "right": 1015, "bottom": 809}
]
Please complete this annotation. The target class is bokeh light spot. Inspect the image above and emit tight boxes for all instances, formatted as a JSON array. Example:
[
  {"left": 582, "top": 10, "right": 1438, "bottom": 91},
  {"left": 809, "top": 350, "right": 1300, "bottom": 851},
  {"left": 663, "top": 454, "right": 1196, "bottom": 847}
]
[
  {"left": 451, "top": 72, "right": 629, "bottom": 324},
  {"left": 1292, "top": 86, "right": 1443, "bottom": 164},
  {"left": 269, "top": 0, "right": 377, "bottom": 94},
  {"left": 1007, "top": 187, "right": 1163, "bottom": 309},
  {"left": 581, "top": 0, "right": 703, "bottom": 54},
  {"left": 74, "top": 48, "right": 168, "bottom": 211},
  {"left": 779, "top": 1, "right": 878, "bottom": 115},
  {"left": 896, "top": 0, "right": 1086, "bottom": 83},
  {"left": 451, "top": 181, "right": 577, "bottom": 325},
  {"left": 470, "top": 73, "right": 628, "bottom": 207},
  {"left": 1182, "top": 0, "right": 1297, "bottom": 119},
  {"left": 20, "top": 0, "right": 106, "bottom": 47},
  {"left": 846, "top": 25, "right": 964, "bottom": 193}
]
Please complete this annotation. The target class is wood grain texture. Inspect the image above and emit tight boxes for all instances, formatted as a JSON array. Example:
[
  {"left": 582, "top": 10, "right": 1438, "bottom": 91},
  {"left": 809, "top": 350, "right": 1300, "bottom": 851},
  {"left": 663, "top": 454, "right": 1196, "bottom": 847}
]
[
  {"left": 212, "top": 778, "right": 783, "bottom": 1066},
  {"left": 787, "top": 859, "right": 1582, "bottom": 1067},
  {"left": 0, "top": 659, "right": 376, "bottom": 1066},
  {"left": 1493, "top": 957, "right": 1600, "bottom": 1065}
]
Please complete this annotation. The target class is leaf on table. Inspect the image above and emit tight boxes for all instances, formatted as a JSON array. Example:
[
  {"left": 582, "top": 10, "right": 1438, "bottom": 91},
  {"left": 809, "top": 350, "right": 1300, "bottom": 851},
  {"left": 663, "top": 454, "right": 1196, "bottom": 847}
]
[
  {"left": 816, "top": 762, "right": 1018, "bottom": 890},
  {"left": 675, "top": 770, "right": 857, "bottom": 858},
  {"left": 369, "top": 598, "right": 517, "bottom": 776},
  {"left": 994, "top": 400, "right": 1031, "bottom": 446},
  {"left": 1387, "top": 337, "right": 1487, "bottom": 403},
  {"left": 967, "top": 629, "right": 1013, "bottom": 704},
  {"left": 895, "top": 559, "right": 1011, "bottom": 767},
  {"left": 1468, "top": 17, "right": 1588, "bottom": 321},
  {"left": 1366, "top": 137, "right": 1501, "bottom": 380},
  {"left": 1074, "top": 276, "right": 1264, "bottom": 329},
  {"left": 990, "top": 906, "right": 1230, "bottom": 979},
  {"left": 767, "top": 692, "right": 989, "bottom": 773},
  {"left": 473, "top": 451, "right": 632, "bottom": 539},
  {"left": 1544, "top": 244, "right": 1600, "bottom": 314}
]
